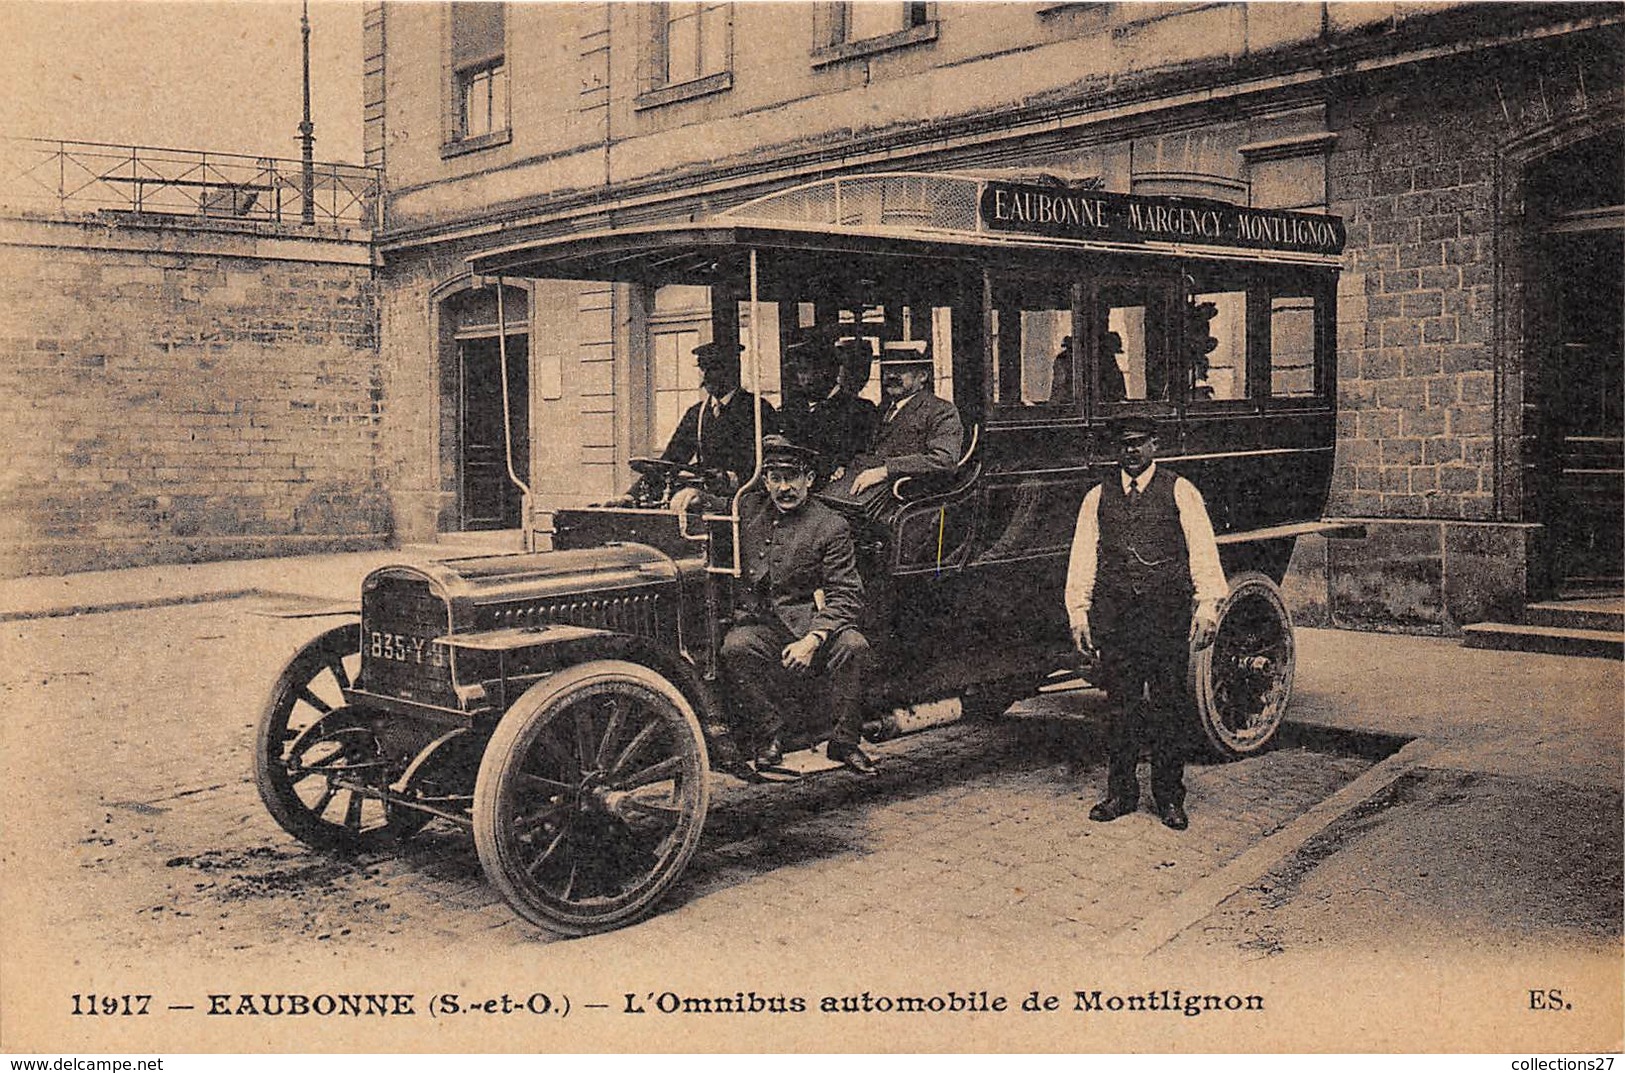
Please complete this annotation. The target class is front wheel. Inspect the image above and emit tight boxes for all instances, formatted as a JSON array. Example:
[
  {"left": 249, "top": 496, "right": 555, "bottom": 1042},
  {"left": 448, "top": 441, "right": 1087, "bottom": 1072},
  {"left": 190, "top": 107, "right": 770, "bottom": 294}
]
[
  {"left": 472, "top": 660, "right": 710, "bottom": 935},
  {"left": 1190, "top": 572, "right": 1296, "bottom": 760},
  {"left": 254, "top": 624, "right": 429, "bottom": 851}
]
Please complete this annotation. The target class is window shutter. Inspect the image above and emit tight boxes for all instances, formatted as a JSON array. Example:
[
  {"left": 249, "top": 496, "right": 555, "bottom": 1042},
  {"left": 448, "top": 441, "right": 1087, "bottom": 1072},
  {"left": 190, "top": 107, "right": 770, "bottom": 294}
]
[{"left": 451, "top": 2, "right": 504, "bottom": 71}]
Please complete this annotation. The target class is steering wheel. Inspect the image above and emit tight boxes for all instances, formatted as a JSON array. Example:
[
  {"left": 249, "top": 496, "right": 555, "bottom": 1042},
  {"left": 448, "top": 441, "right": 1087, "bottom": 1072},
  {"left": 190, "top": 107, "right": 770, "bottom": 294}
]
[
  {"left": 625, "top": 457, "right": 730, "bottom": 508},
  {"left": 628, "top": 457, "right": 708, "bottom": 484}
]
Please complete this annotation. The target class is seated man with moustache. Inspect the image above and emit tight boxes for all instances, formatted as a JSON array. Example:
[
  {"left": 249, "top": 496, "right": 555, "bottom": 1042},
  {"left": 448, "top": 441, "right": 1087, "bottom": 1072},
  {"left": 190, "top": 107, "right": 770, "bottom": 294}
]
[{"left": 713, "top": 435, "right": 877, "bottom": 776}]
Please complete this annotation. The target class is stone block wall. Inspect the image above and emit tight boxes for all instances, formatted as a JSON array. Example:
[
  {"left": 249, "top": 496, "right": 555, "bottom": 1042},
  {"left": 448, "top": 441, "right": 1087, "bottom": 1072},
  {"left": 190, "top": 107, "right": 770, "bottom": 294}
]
[
  {"left": 0, "top": 216, "right": 385, "bottom": 576},
  {"left": 1327, "top": 69, "right": 1502, "bottom": 523},
  {"left": 1303, "top": 39, "right": 1623, "bottom": 631}
]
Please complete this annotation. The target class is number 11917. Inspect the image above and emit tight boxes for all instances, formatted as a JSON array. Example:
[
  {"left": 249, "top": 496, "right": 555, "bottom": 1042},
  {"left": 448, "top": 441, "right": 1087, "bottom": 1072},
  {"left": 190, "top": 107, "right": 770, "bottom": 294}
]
[{"left": 71, "top": 994, "right": 151, "bottom": 1016}]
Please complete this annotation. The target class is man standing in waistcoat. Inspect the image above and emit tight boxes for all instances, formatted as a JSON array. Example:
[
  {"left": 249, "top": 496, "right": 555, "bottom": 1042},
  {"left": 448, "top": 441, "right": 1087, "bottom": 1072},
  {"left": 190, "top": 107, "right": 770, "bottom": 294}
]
[{"left": 1064, "top": 415, "right": 1227, "bottom": 830}]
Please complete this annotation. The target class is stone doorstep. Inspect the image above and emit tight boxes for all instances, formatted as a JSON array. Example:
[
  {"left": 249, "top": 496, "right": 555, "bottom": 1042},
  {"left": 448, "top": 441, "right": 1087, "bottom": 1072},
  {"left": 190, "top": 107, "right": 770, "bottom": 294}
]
[
  {"left": 1460, "top": 621, "right": 1625, "bottom": 661},
  {"left": 1524, "top": 598, "right": 1625, "bottom": 634}
]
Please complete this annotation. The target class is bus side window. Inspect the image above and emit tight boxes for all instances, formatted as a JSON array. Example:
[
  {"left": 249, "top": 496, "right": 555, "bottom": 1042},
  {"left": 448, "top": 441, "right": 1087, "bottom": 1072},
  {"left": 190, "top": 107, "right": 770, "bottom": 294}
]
[
  {"left": 1096, "top": 282, "right": 1175, "bottom": 404},
  {"left": 989, "top": 275, "right": 1072, "bottom": 411},
  {"left": 1187, "top": 290, "right": 1249, "bottom": 402},
  {"left": 1268, "top": 293, "right": 1319, "bottom": 397}
]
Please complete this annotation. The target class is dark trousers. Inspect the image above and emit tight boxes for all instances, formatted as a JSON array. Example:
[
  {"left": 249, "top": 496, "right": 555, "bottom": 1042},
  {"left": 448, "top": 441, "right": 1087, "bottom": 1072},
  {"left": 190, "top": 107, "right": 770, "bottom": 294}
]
[
  {"left": 719, "top": 622, "right": 871, "bottom": 748},
  {"left": 1097, "top": 626, "right": 1190, "bottom": 808}
]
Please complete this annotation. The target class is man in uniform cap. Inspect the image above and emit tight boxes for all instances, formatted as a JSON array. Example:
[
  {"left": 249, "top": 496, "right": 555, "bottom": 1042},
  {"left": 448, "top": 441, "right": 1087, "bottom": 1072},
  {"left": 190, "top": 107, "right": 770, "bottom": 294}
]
[
  {"left": 639, "top": 340, "right": 777, "bottom": 496},
  {"left": 1064, "top": 414, "right": 1227, "bottom": 830},
  {"left": 717, "top": 434, "right": 876, "bottom": 775},
  {"left": 780, "top": 330, "right": 878, "bottom": 481},
  {"left": 847, "top": 345, "right": 964, "bottom": 497}
]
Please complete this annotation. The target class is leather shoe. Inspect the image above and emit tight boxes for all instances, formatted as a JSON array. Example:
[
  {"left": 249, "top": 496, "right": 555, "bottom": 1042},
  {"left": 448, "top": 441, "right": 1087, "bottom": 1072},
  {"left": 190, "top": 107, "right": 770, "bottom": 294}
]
[
  {"left": 827, "top": 742, "right": 877, "bottom": 775},
  {"left": 1158, "top": 802, "right": 1189, "bottom": 831},
  {"left": 754, "top": 738, "right": 783, "bottom": 768},
  {"left": 1088, "top": 796, "right": 1137, "bottom": 822}
]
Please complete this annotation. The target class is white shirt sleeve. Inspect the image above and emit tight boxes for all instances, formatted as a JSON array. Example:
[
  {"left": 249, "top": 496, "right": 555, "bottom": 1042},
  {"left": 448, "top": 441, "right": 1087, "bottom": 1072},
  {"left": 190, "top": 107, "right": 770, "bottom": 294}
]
[
  {"left": 1173, "top": 476, "right": 1228, "bottom": 613},
  {"left": 1064, "top": 484, "right": 1103, "bottom": 629}
]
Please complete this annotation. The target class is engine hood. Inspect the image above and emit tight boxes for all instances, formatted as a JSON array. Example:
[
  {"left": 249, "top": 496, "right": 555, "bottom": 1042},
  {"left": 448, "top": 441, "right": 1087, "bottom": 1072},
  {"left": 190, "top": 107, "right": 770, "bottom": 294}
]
[{"left": 364, "top": 544, "right": 684, "bottom": 622}]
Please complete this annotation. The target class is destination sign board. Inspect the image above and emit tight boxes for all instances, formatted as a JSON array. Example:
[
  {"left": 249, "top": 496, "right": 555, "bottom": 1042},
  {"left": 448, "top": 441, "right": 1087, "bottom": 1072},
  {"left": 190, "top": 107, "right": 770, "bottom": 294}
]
[{"left": 979, "top": 181, "right": 1346, "bottom": 256}]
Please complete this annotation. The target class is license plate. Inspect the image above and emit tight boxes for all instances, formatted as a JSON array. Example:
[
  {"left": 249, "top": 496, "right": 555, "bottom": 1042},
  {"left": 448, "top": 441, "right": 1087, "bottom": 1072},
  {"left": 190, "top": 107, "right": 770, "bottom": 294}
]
[{"left": 367, "top": 630, "right": 447, "bottom": 668}]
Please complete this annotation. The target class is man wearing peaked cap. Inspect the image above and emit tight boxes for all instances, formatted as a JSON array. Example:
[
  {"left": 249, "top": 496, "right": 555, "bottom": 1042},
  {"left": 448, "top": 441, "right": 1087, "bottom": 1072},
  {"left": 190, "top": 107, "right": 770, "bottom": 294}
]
[
  {"left": 716, "top": 433, "right": 876, "bottom": 775},
  {"left": 781, "top": 331, "right": 878, "bottom": 480},
  {"left": 845, "top": 343, "right": 964, "bottom": 498},
  {"left": 651, "top": 339, "right": 778, "bottom": 490},
  {"left": 1065, "top": 413, "right": 1227, "bottom": 831}
]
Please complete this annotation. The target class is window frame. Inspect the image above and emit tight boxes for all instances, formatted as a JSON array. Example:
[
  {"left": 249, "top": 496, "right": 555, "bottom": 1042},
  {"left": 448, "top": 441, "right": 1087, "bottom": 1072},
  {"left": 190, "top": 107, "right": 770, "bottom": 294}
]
[
  {"left": 1180, "top": 264, "right": 1263, "bottom": 417},
  {"left": 812, "top": 1, "right": 938, "bottom": 68},
  {"left": 635, "top": 1, "right": 735, "bottom": 111},
  {"left": 645, "top": 285, "right": 714, "bottom": 457},
  {"left": 1086, "top": 276, "right": 1181, "bottom": 420},
  {"left": 983, "top": 270, "right": 1085, "bottom": 423},
  {"left": 442, "top": 2, "right": 511, "bottom": 158},
  {"left": 1257, "top": 270, "right": 1336, "bottom": 410}
]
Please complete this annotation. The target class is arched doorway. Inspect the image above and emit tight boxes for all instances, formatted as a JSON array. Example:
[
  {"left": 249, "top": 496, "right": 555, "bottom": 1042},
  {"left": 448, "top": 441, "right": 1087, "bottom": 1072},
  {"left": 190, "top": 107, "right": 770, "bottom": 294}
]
[
  {"left": 440, "top": 284, "right": 530, "bottom": 531},
  {"left": 1523, "top": 130, "right": 1624, "bottom": 596}
]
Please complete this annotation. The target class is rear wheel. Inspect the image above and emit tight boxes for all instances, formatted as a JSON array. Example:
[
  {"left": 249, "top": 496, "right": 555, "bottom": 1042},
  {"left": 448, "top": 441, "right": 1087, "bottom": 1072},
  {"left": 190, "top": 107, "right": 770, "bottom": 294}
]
[
  {"left": 254, "top": 624, "right": 429, "bottom": 851},
  {"left": 1190, "top": 572, "right": 1296, "bottom": 759},
  {"left": 473, "top": 660, "right": 709, "bottom": 935}
]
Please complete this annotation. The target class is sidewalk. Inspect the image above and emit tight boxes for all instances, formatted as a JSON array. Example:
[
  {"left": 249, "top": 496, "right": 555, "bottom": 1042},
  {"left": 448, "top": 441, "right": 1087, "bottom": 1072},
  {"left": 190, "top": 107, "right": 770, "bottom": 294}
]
[
  {"left": 0, "top": 534, "right": 524, "bottom": 621},
  {"left": 5, "top": 544, "right": 1619, "bottom": 1005}
]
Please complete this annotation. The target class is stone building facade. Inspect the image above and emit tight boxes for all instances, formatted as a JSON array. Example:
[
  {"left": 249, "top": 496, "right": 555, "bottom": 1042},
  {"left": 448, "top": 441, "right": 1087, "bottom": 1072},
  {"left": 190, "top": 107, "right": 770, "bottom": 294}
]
[{"left": 360, "top": 2, "right": 1619, "bottom": 631}]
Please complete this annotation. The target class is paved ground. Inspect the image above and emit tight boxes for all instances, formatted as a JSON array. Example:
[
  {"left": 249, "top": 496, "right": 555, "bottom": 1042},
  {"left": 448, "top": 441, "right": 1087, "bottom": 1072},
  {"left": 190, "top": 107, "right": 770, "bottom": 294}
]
[
  {"left": 6, "top": 600, "right": 1375, "bottom": 960},
  {"left": 0, "top": 549, "right": 1620, "bottom": 1053}
]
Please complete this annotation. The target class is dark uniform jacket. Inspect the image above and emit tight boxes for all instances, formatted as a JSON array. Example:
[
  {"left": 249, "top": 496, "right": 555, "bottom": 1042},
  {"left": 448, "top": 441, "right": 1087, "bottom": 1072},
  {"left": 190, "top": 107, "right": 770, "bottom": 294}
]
[
  {"left": 865, "top": 390, "right": 964, "bottom": 477},
  {"left": 662, "top": 391, "right": 778, "bottom": 480},
  {"left": 735, "top": 489, "right": 864, "bottom": 639},
  {"left": 780, "top": 391, "right": 878, "bottom": 476},
  {"left": 1091, "top": 466, "right": 1194, "bottom": 644}
]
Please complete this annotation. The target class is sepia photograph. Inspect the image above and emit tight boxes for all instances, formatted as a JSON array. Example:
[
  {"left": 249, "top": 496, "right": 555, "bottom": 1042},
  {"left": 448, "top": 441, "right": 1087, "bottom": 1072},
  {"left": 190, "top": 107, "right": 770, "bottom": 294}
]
[{"left": 0, "top": 0, "right": 1620, "bottom": 1058}]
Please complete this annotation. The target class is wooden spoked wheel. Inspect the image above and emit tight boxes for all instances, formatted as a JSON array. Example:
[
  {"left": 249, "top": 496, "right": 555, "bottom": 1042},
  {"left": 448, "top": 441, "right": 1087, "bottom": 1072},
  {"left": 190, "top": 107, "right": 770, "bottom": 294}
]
[
  {"left": 1189, "top": 572, "right": 1296, "bottom": 759},
  {"left": 254, "top": 624, "right": 429, "bottom": 851},
  {"left": 472, "top": 660, "right": 710, "bottom": 935}
]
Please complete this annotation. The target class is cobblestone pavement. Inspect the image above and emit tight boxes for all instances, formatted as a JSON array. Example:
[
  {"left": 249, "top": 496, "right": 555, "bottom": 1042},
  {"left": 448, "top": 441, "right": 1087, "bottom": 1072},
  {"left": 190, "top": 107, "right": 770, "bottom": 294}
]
[{"left": 5, "top": 601, "right": 1375, "bottom": 964}]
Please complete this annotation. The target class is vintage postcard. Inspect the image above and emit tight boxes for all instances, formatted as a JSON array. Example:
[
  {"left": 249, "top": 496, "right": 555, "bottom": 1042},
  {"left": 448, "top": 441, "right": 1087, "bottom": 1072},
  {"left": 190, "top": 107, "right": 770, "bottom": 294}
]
[{"left": 1, "top": 0, "right": 1621, "bottom": 1057}]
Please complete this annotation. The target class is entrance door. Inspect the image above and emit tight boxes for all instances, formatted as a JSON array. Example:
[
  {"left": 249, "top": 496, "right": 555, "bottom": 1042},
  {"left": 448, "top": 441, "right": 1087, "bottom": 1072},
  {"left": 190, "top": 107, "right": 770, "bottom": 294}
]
[
  {"left": 459, "top": 334, "right": 529, "bottom": 530},
  {"left": 1536, "top": 228, "right": 1623, "bottom": 591},
  {"left": 1526, "top": 132, "right": 1624, "bottom": 595}
]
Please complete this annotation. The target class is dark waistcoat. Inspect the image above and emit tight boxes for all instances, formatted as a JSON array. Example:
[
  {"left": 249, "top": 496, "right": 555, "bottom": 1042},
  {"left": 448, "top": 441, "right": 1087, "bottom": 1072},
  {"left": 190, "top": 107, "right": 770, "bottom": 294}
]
[{"left": 1094, "top": 466, "right": 1193, "bottom": 635}]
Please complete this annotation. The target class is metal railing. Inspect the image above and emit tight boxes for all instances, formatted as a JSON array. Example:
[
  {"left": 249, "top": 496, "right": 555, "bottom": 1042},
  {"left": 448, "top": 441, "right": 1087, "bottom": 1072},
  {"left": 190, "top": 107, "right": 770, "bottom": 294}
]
[{"left": 0, "top": 137, "right": 380, "bottom": 230}]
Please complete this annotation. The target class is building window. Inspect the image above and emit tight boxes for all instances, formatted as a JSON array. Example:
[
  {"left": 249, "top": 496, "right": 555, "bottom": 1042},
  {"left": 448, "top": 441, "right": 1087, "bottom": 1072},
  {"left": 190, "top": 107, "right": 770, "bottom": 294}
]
[
  {"left": 636, "top": 3, "right": 733, "bottom": 110},
  {"left": 459, "top": 62, "right": 508, "bottom": 140},
  {"left": 845, "top": 1, "right": 929, "bottom": 42},
  {"left": 444, "top": 2, "right": 510, "bottom": 156},
  {"left": 813, "top": 2, "right": 937, "bottom": 66}
]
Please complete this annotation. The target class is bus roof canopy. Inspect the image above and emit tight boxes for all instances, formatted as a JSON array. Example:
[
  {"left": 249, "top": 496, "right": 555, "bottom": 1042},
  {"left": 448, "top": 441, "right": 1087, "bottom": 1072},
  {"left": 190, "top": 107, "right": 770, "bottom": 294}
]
[{"left": 468, "top": 171, "right": 1346, "bottom": 283}]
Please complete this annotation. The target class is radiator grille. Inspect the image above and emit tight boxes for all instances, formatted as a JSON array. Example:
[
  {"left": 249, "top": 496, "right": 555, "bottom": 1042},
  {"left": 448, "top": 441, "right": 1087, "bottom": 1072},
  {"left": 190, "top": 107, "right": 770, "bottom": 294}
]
[
  {"left": 360, "top": 573, "right": 458, "bottom": 708},
  {"left": 476, "top": 592, "right": 662, "bottom": 636}
]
